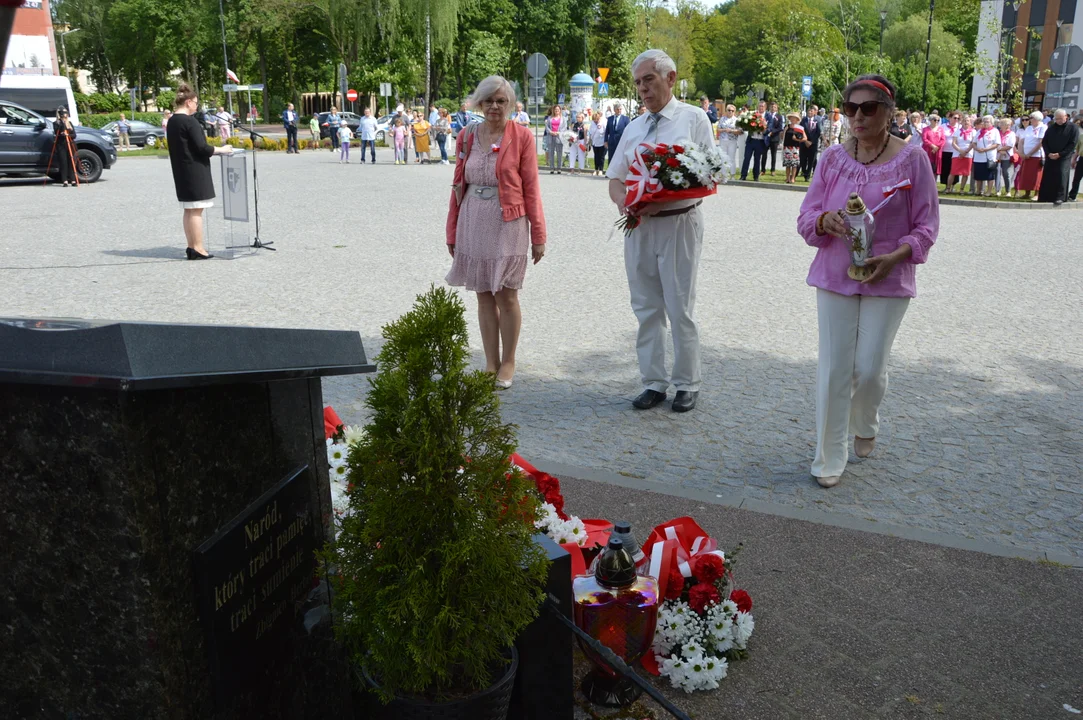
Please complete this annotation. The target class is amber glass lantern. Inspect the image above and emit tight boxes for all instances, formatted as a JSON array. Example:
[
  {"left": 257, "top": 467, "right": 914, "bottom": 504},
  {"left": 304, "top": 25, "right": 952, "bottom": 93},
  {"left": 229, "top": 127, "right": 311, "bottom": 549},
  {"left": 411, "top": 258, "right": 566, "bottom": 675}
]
[{"left": 572, "top": 537, "right": 660, "bottom": 706}]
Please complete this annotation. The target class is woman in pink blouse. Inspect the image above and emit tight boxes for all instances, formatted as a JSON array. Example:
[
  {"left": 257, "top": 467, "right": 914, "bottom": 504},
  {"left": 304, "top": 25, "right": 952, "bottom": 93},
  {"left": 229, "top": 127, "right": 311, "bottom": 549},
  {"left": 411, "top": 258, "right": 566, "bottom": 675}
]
[
  {"left": 920, "top": 114, "right": 945, "bottom": 176},
  {"left": 796, "top": 74, "right": 939, "bottom": 489}
]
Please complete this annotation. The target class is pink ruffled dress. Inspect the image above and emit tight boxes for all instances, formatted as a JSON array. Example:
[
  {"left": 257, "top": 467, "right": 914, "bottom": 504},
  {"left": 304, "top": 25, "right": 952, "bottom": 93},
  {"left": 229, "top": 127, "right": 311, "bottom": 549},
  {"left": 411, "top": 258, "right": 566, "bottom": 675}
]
[{"left": 445, "top": 142, "right": 530, "bottom": 293}]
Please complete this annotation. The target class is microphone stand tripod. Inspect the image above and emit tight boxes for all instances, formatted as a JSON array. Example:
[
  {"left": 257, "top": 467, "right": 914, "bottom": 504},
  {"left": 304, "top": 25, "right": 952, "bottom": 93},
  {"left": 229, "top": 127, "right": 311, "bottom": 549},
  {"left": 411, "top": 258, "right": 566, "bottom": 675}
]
[{"left": 242, "top": 126, "right": 274, "bottom": 251}]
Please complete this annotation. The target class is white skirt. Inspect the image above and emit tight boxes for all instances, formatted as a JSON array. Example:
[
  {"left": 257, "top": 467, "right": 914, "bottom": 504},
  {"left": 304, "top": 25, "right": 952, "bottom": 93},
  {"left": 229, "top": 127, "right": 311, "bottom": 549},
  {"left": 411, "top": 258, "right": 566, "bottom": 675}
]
[{"left": 180, "top": 200, "right": 214, "bottom": 209}]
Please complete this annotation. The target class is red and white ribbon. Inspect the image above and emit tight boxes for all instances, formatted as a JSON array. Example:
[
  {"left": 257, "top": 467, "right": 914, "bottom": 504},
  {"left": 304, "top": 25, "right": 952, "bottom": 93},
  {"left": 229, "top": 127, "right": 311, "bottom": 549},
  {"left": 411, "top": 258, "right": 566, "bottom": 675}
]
[
  {"left": 871, "top": 178, "right": 912, "bottom": 215},
  {"left": 624, "top": 143, "right": 662, "bottom": 206},
  {"left": 647, "top": 523, "right": 725, "bottom": 597}
]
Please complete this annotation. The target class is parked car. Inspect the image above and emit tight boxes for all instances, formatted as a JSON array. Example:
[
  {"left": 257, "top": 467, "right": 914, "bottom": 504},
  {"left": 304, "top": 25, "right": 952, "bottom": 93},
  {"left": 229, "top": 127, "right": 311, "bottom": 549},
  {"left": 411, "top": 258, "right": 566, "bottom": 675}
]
[
  {"left": 451, "top": 111, "right": 484, "bottom": 136},
  {"left": 375, "top": 114, "right": 393, "bottom": 143},
  {"left": 100, "top": 119, "right": 166, "bottom": 148},
  {"left": 0, "top": 100, "right": 116, "bottom": 183},
  {"left": 317, "top": 111, "right": 362, "bottom": 139}
]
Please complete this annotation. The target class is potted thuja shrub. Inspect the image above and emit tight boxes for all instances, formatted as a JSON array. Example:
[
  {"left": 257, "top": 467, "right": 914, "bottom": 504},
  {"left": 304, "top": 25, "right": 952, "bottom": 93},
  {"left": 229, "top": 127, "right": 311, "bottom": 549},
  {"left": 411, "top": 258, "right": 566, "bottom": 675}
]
[{"left": 320, "top": 286, "right": 550, "bottom": 719}]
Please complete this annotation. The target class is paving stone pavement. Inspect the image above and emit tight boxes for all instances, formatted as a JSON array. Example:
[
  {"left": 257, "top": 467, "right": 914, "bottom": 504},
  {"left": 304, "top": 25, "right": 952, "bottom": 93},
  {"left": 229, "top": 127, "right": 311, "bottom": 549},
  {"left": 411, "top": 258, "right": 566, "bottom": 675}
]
[{"left": 2, "top": 151, "right": 1081, "bottom": 561}]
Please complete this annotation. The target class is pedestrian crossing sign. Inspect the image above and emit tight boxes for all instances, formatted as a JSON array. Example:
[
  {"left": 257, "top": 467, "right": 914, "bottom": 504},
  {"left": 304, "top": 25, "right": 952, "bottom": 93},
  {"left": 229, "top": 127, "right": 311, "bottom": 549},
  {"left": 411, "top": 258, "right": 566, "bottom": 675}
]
[{"left": 598, "top": 82, "right": 609, "bottom": 96}]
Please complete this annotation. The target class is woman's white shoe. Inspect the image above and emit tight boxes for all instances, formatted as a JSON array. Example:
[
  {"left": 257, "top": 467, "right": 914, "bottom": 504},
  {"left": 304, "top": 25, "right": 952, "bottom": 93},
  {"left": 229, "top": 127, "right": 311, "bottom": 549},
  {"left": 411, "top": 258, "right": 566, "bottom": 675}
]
[{"left": 816, "top": 475, "right": 841, "bottom": 488}]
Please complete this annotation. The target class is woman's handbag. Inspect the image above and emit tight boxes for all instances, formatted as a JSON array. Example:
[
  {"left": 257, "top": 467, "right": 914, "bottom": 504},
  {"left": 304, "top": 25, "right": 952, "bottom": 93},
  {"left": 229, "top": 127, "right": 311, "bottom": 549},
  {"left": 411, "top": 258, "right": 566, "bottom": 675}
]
[{"left": 436, "top": 128, "right": 447, "bottom": 143}]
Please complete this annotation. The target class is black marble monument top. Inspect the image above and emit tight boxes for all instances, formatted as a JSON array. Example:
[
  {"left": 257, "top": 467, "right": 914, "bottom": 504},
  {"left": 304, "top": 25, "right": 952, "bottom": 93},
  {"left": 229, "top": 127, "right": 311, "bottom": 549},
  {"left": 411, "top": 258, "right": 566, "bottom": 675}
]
[{"left": 0, "top": 317, "right": 376, "bottom": 390}]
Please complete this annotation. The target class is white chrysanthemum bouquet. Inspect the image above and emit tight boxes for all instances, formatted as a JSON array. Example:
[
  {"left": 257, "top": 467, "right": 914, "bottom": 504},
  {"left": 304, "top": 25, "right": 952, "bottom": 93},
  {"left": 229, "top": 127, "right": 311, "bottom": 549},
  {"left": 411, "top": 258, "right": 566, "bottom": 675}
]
[{"left": 326, "top": 425, "right": 365, "bottom": 529}]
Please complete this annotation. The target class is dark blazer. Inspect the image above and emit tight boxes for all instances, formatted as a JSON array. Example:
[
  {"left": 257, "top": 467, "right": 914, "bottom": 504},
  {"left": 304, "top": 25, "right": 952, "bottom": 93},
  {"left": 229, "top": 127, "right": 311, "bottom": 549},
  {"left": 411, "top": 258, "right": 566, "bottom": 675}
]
[
  {"left": 166, "top": 112, "right": 216, "bottom": 202},
  {"left": 765, "top": 112, "right": 784, "bottom": 143},
  {"left": 605, "top": 113, "right": 629, "bottom": 147},
  {"left": 281, "top": 108, "right": 297, "bottom": 128},
  {"left": 704, "top": 105, "right": 718, "bottom": 124},
  {"left": 800, "top": 116, "right": 821, "bottom": 149}
]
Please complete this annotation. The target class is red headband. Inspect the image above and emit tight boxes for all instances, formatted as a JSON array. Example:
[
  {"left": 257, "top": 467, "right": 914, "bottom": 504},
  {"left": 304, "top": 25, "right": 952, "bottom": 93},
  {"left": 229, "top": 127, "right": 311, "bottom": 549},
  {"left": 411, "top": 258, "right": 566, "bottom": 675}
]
[{"left": 853, "top": 79, "right": 894, "bottom": 100}]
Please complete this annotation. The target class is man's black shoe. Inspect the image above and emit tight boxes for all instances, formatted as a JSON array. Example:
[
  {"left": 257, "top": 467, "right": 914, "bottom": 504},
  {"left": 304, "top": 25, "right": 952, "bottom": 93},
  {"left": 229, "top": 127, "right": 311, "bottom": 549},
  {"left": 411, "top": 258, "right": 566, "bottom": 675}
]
[
  {"left": 1054, "top": 200, "right": 1064, "bottom": 206},
  {"left": 672, "top": 391, "right": 698, "bottom": 413},
  {"left": 632, "top": 389, "right": 667, "bottom": 410}
]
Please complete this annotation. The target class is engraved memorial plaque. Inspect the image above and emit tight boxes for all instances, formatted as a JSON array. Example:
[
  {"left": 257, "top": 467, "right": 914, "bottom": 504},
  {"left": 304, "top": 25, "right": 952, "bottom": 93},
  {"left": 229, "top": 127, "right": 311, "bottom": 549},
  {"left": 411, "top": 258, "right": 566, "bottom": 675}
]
[{"left": 192, "top": 465, "right": 320, "bottom": 704}]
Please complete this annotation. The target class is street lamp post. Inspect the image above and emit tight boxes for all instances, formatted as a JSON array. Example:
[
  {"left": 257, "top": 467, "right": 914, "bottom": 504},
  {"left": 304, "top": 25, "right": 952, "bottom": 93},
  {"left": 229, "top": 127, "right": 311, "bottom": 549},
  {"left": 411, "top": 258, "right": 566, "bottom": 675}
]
[
  {"left": 58, "top": 28, "right": 80, "bottom": 80},
  {"left": 921, "top": 0, "right": 935, "bottom": 110},
  {"left": 218, "top": 0, "right": 232, "bottom": 116},
  {"left": 879, "top": 10, "right": 888, "bottom": 56}
]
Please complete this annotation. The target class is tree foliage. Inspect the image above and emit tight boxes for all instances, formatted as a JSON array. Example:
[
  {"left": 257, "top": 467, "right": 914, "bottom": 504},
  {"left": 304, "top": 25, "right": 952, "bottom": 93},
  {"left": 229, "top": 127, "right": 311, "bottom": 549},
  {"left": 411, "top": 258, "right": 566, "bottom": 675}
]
[{"left": 50, "top": 0, "right": 982, "bottom": 117}]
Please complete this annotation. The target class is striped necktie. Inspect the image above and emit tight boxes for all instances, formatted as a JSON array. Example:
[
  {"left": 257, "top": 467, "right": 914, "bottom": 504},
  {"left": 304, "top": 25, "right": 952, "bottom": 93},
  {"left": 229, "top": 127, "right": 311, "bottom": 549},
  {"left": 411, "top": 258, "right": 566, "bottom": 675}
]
[{"left": 646, "top": 112, "right": 662, "bottom": 141}]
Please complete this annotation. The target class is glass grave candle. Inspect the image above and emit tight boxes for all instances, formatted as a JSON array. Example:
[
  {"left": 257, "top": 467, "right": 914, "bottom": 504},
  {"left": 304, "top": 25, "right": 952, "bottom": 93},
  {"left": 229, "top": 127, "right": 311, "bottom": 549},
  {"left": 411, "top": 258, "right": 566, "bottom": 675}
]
[
  {"left": 573, "top": 537, "right": 659, "bottom": 707},
  {"left": 844, "top": 192, "right": 875, "bottom": 282}
]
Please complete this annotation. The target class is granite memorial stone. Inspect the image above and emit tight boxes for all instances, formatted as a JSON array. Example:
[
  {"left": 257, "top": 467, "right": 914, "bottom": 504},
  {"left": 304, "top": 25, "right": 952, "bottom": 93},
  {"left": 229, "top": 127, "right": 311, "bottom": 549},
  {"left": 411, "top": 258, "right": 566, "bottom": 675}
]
[{"left": 0, "top": 318, "right": 375, "bottom": 720}]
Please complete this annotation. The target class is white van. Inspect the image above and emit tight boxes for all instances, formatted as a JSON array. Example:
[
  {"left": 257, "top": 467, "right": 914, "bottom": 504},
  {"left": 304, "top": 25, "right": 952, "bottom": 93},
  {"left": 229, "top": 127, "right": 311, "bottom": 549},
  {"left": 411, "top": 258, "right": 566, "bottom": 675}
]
[{"left": 0, "top": 75, "right": 80, "bottom": 126}]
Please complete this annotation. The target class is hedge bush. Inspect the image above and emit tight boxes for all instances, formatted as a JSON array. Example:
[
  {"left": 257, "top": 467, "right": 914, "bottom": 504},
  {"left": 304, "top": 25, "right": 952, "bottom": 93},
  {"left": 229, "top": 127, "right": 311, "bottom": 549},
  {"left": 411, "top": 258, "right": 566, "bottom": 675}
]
[{"left": 81, "top": 112, "right": 164, "bottom": 129}]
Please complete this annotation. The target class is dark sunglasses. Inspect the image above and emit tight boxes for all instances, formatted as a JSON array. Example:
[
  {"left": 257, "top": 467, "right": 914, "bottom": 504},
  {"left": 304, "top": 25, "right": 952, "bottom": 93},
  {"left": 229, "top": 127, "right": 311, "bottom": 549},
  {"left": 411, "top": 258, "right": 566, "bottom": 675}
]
[{"left": 842, "top": 101, "right": 883, "bottom": 118}]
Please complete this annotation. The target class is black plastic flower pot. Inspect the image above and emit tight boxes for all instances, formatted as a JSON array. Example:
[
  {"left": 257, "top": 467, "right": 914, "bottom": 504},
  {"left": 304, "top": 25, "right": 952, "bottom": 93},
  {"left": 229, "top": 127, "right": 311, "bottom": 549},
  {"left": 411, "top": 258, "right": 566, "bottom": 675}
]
[{"left": 359, "top": 646, "right": 519, "bottom": 720}]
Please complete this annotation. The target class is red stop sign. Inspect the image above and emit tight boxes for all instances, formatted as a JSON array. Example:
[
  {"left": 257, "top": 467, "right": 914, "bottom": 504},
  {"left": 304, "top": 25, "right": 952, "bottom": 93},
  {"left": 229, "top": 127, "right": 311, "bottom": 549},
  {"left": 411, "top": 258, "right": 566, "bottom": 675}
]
[{"left": 346, "top": 89, "right": 358, "bottom": 102}]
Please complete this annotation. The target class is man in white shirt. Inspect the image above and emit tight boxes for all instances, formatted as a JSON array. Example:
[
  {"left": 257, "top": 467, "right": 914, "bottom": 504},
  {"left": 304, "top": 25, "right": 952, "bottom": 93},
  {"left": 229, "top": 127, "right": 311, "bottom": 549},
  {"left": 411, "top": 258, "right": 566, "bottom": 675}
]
[
  {"left": 607, "top": 49, "right": 715, "bottom": 413},
  {"left": 513, "top": 102, "right": 530, "bottom": 128},
  {"left": 428, "top": 104, "right": 440, "bottom": 125},
  {"left": 357, "top": 107, "right": 378, "bottom": 163}
]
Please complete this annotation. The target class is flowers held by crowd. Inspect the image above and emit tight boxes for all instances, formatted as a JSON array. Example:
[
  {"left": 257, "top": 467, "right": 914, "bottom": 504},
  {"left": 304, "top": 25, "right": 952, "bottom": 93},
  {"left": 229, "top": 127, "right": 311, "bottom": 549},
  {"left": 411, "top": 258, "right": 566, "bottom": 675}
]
[
  {"left": 735, "top": 108, "right": 767, "bottom": 134},
  {"left": 616, "top": 141, "right": 728, "bottom": 235}
]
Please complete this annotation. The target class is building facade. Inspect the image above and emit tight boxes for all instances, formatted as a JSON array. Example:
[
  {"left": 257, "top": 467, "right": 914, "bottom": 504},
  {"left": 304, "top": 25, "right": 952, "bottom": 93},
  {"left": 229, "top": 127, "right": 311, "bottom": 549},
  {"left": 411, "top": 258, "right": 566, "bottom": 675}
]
[
  {"left": 973, "top": 0, "right": 1080, "bottom": 112},
  {"left": 3, "top": 0, "right": 59, "bottom": 76}
]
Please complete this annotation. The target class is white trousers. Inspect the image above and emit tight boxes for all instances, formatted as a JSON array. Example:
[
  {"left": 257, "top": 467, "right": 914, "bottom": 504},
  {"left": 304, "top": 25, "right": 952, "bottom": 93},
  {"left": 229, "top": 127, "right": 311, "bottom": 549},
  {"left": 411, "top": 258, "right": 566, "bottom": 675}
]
[
  {"left": 813, "top": 289, "right": 910, "bottom": 478},
  {"left": 625, "top": 207, "right": 703, "bottom": 393},
  {"left": 570, "top": 144, "right": 589, "bottom": 170},
  {"left": 721, "top": 140, "right": 739, "bottom": 179}
]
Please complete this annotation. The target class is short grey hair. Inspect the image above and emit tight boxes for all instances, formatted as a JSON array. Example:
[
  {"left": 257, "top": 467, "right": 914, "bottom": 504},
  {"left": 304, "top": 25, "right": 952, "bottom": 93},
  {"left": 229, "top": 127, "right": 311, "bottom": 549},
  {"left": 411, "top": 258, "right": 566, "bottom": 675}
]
[
  {"left": 466, "top": 75, "right": 517, "bottom": 118},
  {"left": 1054, "top": 108, "right": 1068, "bottom": 118},
  {"left": 631, "top": 49, "right": 677, "bottom": 77},
  {"left": 981, "top": 114, "right": 995, "bottom": 124},
  {"left": 1029, "top": 111, "right": 1044, "bottom": 120}
]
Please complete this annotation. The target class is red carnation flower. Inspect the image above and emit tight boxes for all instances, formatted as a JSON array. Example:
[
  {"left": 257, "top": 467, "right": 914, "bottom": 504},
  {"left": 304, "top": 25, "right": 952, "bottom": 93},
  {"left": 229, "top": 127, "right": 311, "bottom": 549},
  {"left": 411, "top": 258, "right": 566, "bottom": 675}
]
[
  {"left": 665, "top": 157, "right": 680, "bottom": 168},
  {"left": 535, "top": 473, "right": 559, "bottom": 495},
  {"left": 688, "top": 582, "right": 722, "bottom": 613},
  {"left": 693, "top": 554, "right": 724, "bottom": 583},
  {"left": 672, "top": 144, "right": 685, "bottom": 154},
  {"left": 665, "top": 568, "right": 685, "bottom": 600},
  {"left": 655, "top": 143, "right": 669, "bottom": 152},
  {"left": 730, "top": 589, "right": 753, "bottom": 614}
]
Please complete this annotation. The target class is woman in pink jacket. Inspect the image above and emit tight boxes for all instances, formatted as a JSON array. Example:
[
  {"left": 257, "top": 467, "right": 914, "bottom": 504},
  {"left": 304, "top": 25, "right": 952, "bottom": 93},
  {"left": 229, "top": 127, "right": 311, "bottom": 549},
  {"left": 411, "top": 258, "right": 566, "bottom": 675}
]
[
  {"left": 446, "top": 75, "right": 548, "bottom": 389},
  {"left": 796, "top": 75, "right": 939, "bottom": 489},
  {"left": 920, "top": 114, "right": 946, "bottom": 176}
]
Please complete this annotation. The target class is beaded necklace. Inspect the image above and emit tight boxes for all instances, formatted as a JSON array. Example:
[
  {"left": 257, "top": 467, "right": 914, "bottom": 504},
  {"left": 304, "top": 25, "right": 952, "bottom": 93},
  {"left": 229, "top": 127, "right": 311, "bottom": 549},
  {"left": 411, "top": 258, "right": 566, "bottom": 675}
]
[{"left": 851, "top": 134, "right": 890, "bottom": 166}]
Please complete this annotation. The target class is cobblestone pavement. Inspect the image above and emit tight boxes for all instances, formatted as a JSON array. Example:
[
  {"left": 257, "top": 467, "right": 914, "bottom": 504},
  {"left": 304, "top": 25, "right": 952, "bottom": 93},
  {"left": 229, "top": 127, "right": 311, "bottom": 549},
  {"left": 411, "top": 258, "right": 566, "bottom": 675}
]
[{"left": 2, "top": 152, "right": 1081, "bottom": 559}]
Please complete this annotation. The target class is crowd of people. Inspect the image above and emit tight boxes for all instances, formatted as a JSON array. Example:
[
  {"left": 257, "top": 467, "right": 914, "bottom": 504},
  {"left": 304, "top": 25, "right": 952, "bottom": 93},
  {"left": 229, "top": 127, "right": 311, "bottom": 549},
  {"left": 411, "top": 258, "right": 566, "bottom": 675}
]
[{"left": 728, "top": 101, "right": 1083, "bottom": 204}]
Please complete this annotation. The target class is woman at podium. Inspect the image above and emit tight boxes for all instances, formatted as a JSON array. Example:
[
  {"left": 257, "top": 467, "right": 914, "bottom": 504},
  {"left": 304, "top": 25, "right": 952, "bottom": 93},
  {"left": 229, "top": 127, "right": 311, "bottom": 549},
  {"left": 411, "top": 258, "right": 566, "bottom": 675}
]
[{"left": 166, "top": 82, "right": 235, "bottom": 260}]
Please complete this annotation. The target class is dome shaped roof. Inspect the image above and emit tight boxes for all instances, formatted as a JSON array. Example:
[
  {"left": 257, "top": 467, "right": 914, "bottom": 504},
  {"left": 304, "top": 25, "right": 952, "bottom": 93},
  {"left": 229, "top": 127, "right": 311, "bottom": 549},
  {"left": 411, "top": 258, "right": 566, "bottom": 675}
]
[{"left": 569, "top": 72, "right": 595, "bottom": 87}]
